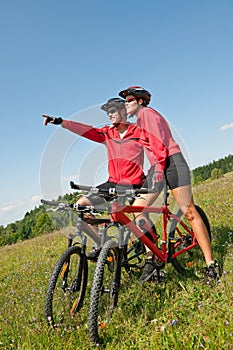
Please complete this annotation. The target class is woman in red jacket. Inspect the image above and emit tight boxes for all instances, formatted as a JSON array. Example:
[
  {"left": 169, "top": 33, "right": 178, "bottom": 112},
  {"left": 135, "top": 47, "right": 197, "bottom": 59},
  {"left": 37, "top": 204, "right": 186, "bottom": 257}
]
[
  {"left": 119, "top": 86, "right": 221, "bottom": 284},
  {"left": 42, "top": 98, "right": 146, "bottom": 259}
]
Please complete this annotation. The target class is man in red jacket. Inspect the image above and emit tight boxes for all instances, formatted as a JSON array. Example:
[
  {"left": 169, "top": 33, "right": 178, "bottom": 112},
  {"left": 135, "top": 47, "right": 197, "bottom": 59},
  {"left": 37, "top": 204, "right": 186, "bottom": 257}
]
[
  {"left": 42, "top": 98, "right": 146, "bottom": 259},
  {"left": 119, "top": 86, "right": 221, "bottom": 284}
]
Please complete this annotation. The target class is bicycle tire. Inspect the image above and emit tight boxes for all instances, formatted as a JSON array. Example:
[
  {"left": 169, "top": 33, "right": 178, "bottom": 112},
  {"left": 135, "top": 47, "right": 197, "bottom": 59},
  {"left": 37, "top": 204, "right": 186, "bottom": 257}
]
[
  {"left": 45, "top": 245, "right": 88, "bottom": 328},
  {"left": 88, "top": 239, "right": 120, "bottom": 344},
  {"left": 169, "top": 205, "right": 211, "bottom": 274}
]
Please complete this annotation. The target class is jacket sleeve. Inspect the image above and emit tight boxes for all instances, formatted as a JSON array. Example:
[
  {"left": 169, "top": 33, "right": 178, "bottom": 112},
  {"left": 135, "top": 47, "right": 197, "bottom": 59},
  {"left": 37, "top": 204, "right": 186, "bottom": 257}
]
[
  {"left": 141, "top": 109, "right": 168, "bottom": 173},
  {"left": 62, "top": 120, "right": 106, "bottom": 143}
]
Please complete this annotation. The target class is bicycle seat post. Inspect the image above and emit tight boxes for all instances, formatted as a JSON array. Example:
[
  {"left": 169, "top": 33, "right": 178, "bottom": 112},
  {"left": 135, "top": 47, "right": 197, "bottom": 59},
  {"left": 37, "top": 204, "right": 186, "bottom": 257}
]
[
  {"left": 99, "top": 224, "right": 108, "bottom": 247},
  {"left": 118, "top": 224, "right": 125, "bottom": 249},
  {"left": 67, "top": 211, "right": 86, "bottom": 248},
  {"left": 163, "top": 182, "right": 169, "bottom": 206},
  {"left": 78, "top": 212, "right": 88, "bottom": 253}
]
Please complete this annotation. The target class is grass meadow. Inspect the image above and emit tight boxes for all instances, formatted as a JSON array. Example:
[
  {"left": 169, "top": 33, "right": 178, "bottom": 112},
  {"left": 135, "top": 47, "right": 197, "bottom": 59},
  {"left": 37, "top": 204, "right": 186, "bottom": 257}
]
[{"left": 0, "top": 173, "right": 233, "bottom": 349}]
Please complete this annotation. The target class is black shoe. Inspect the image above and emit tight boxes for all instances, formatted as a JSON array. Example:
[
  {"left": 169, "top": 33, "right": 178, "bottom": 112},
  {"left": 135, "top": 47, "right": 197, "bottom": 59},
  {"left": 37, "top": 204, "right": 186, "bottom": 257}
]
[
  {"left": 86, "top": 247, "right": 101, "bottom": 261},
  {"left": 139, "top": 259, "right": 158, "bottom": 284},
  {"left": 206, "top": 261, "right": 221, "bottom": 284}
]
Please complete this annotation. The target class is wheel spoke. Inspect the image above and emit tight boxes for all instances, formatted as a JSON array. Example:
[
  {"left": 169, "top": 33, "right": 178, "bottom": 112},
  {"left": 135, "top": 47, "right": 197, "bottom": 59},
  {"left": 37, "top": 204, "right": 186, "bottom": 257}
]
[{"left": 45, "top": 245, "right": 88, "bottom": 327}]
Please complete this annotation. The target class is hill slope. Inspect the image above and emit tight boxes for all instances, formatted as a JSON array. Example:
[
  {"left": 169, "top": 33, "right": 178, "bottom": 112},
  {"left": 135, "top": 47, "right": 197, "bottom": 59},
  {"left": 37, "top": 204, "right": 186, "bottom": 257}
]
[{"left": 0, "top": 174, "right": 233, "bottom": 349}]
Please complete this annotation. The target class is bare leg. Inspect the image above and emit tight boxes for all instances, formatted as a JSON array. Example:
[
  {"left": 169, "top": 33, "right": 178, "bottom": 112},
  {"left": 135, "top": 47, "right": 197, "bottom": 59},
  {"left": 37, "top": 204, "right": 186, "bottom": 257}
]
[
  {"left": 171, "top": 185, "right": 213, "bottom": 265},
  {"left": 133, "top": 193, "right": 165, "bottom": 283},
  {"left": 132, "top": 193, "right": 159, "bottom": 257}
]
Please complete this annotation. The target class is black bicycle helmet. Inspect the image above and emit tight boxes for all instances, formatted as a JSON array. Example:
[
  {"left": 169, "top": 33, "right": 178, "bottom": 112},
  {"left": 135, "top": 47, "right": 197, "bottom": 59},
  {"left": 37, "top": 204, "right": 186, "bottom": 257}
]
[
  {"left": 119, "top": 86, "right": 151, "bottom": 105},
  {"left": 101, "top": 98, "right": 126, "bottom": 112}
]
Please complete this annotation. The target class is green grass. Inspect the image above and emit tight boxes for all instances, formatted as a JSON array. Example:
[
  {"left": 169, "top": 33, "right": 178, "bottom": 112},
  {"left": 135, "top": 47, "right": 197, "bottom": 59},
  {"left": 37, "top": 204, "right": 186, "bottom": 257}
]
[{"left": 1, "top": 174, "right": 233, "bottom": 349}]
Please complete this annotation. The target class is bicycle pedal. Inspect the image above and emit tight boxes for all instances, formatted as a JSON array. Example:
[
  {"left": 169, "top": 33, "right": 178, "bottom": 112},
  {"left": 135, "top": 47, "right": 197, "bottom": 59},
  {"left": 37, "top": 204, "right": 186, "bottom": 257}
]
[
  {"left": 150, "top": 272, "right": 157, "bottom": 280},
  {"left": 153, "top": 257, "right": 165, "bottom": 269},
  {"left": 153, "top": 269, "right": 165, "bottom": 283}
]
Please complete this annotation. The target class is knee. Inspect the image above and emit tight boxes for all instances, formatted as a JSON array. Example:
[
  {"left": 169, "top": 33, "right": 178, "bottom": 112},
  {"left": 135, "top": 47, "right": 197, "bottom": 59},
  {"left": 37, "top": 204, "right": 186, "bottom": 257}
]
[
  {"left": 183, "top": 206, "right": 195, "bottom": 222},
  {"left": 76, "top": 196, "right": 91, "bottom": 206}
]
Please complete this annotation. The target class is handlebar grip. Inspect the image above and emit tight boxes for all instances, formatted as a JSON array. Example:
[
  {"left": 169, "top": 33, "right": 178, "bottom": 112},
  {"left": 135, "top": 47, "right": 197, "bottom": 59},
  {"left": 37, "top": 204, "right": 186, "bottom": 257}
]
[
  {"left": 41, "top": 199, "right": 73, "bottom": 209},
  {"left": 41, "top": 199, "right": 60, "bottom": 206},
  {"left": 70, "top": 181, "right": 93, "bottom": 191},
  {"left": 135, "top": 188, "right": 155, "bottom": 195}
]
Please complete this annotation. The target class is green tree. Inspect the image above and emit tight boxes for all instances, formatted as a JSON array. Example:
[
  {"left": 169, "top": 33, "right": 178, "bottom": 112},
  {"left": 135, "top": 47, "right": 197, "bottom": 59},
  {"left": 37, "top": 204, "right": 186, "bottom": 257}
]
[
  {"left": 17, "top": 218, "right": 33, "bottom": 240},
  {"left": 0, "top": 225, "right": 5, "bottom": 245},
  {"left": 2, "top": 222, "right": 19, "bottom": 245},
  {"left": 192, "top": 175, "right": 203, "bottom": 185},
  {"left": 211, "top": 168, "right": 223, "bottom": 180},
  {"left": 32, "top": 212, "right": 55, "bottom": 236}
]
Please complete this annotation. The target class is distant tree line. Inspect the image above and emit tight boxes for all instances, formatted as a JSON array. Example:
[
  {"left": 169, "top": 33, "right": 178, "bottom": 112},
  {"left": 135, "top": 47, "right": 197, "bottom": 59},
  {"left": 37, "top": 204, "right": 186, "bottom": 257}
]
[
  {"left": 0, "top": 193, "right": 78, "bottom": 246},
  {"left": 192, "top": 153, "right": 233, "bottom": 184},
  {"left": 1, "top": 154, "right": 232, "bottom": 246}
]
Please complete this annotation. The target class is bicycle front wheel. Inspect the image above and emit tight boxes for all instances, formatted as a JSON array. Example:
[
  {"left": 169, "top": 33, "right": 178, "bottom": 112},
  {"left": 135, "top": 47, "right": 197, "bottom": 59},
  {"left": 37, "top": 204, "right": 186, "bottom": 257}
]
[
  {"left": 45, "top": 245, "right": 88, "bottom": 328},
  {"left": 88, "top": 239, "right": 121, "bottom": 345},
  {"left": 169, "top": 205, "right": 211, "bottom": 274}
]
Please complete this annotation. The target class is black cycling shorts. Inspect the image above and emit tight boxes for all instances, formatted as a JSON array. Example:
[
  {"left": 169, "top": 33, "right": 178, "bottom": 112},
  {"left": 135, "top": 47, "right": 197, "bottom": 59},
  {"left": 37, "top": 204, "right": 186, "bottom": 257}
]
[{"left": 144, "top": 152, "right": 191, "bottom": 190}]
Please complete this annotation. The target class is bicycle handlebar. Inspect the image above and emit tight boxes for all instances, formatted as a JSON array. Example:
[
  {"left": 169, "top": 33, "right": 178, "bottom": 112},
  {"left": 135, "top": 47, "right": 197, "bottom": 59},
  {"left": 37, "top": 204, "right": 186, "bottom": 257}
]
[
  {"left": 41, "top": 199, "right": 97, "bottom": 212},
  {"left": 41, "top": 199, "right": 73, "bottom": 209},
  {"left": 70, "top": 181, "right": 155, "bottom": 196},
  {"left": 41, "top": 183, "right": 156, "bottom": 210}
]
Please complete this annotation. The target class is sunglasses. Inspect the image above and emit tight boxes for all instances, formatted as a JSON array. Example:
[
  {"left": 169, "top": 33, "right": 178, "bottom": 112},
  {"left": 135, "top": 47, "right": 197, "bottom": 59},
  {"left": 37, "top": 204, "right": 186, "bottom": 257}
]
[
  {"left": 125, "top": 97, "right": 137, "bottom": 103},
  {"left": 107, "top": 107, "right": 118, "bottom": 115}
]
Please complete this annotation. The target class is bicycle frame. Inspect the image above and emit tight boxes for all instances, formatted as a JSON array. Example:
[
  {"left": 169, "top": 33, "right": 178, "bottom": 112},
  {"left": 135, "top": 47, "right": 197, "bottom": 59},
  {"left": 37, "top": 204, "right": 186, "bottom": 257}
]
[
  {"left": 87, "top": 186, "right": 212, "bottom": 344},
  {"left": 69, "top": 181, "right": 200, "bottom": 263},
  {"left": 110, "top": 200, "right": 198, "bottom": 263}
]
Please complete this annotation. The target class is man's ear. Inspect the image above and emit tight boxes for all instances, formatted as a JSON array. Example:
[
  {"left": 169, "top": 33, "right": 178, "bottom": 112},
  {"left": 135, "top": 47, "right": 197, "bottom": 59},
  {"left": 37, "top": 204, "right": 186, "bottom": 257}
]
[
  {"left": 120, "top": 108, "right": 127, "bottom": 118},
  {"left": 138, "top": 98, "right": 144, "bottom": 105}
]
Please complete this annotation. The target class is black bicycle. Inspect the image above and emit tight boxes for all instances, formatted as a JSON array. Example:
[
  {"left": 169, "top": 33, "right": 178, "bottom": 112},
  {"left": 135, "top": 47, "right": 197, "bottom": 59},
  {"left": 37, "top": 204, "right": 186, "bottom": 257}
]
[{"left": 42, "top": 182, "right": 147, "bottom": 329}]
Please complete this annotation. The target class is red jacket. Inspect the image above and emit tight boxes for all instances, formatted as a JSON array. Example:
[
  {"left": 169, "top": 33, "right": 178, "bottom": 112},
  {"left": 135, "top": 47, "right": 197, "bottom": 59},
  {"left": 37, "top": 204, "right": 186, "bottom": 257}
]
[
  {"left": 62, "top": 120, "right": 145, "bottom": 185},
  {"left": 136, "top": 107, "right": 181, "bottom": 173}
]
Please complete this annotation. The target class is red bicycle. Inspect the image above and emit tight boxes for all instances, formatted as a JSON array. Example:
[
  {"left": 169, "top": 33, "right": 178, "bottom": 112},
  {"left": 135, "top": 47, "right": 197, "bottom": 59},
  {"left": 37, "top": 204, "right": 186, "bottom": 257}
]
[{"left": 82, "top": 182, "right": 211, "bottom": 345}]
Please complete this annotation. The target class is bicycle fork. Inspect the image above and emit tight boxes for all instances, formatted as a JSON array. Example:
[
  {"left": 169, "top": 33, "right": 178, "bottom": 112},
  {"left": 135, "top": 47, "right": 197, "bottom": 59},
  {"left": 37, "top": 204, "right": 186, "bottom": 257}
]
[
  {"left": 62, "top": 215, "right": 87, "bottom": 293},
  {"left": 108, "top": 226, "right": 125, "bottom": 303}
]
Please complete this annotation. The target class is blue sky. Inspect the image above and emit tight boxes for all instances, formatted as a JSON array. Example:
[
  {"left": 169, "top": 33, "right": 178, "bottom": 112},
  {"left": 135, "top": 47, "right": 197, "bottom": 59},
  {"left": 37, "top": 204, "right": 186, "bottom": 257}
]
[{"left": 0, "top": 0, "right": 232, "bottom": 227}]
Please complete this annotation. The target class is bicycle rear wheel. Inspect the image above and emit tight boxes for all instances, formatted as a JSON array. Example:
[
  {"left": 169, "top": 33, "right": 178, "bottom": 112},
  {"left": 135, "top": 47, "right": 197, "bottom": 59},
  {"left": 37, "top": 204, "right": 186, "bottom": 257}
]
[
  {"left": 169, "top": 205, "right": 211, "bottom": 273},
  {"left": 88, "top": 239, "right": 121, "bottom": 345},
  {"left": 45, "top": 245, "right": 88, "bottom": 328}
]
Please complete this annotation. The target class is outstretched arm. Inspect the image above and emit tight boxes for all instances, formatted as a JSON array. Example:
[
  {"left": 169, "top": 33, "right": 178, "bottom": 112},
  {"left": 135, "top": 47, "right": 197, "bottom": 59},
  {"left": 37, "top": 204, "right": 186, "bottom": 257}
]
[
  {"left": 62, "top": 120, "right": 106, "bottom": 143},
  {"left": 42, "top": 114, "right": 106, "bottom": 143}
]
